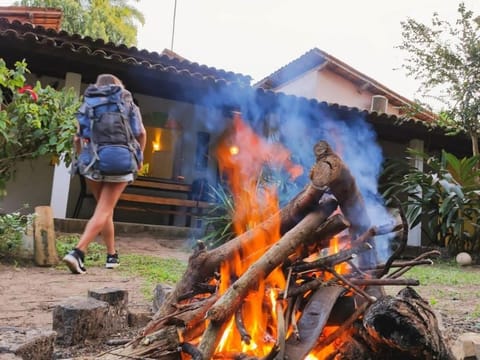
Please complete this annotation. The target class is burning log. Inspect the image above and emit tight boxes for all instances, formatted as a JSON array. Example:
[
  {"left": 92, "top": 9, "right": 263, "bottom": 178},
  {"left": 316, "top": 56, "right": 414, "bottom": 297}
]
[{"left": 199, "top": 206, "right": 349, "bottom": 359}]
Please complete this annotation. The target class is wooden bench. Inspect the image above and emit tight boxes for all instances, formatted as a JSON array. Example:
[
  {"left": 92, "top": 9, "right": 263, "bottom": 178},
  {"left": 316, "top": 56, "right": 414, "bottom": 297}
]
[
  {"left": 72, "top": 176, "right": 212, "bottom": 227},
  {"left": 117, "top": 192, "right": 211, "bottom": 227}
]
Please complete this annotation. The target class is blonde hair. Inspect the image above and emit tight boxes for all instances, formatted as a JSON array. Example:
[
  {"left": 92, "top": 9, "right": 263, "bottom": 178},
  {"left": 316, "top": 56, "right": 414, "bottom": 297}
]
[{"left": 95, "top": 74, "right": 124, "bottom": 87}]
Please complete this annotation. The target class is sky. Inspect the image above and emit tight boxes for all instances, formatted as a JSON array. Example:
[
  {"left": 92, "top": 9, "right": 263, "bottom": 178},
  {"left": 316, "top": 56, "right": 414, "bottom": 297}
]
[{"left": 132, "top": 0, "right": 480, "bottom": 103}]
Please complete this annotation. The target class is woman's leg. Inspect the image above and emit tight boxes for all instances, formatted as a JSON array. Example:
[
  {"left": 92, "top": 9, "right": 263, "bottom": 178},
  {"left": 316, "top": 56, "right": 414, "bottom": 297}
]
[
  {"left": 84, "top": 179, "right": 116, "bottom": 255},
  {"left": 75, "top": 181, "right": 127, "bottom": 253}
]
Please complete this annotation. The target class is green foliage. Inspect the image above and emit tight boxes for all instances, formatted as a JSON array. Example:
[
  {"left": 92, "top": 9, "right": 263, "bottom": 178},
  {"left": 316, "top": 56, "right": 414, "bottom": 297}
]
[
  {"left": 201, "top": 166, "right": 297, "bottom": 249},
  {"left": 55, "top": 234, "right": 186, "bottom": 299},
  {"left": 381, "top": 149, "right": 480, "bottom": 255},
  {"left": 0, "top": 59, "right": 81, "bottom": 196},
  {"left": 16, "top": 0, "right": 145, "bottom": 47},
  {"left": 56, "top": 233, "right": 105, "bottom": 264},
  {"left": 119, "top": 255, "right": 187, "bottom": 299},
  {"left": 406, "top": 260, "right": 480, "bottom": 286},
  {"left": 398, "top": 2, "right": 480, "bottom": 155},
  {"left": 0, "top": 207, "right": 33, "bottom": 259},
  {"left": 201, "top": 184, "right": 235, "bottom": 249}
]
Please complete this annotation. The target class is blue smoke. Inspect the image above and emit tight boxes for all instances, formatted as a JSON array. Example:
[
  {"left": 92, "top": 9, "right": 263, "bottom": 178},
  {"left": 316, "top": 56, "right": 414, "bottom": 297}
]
[{"left": 178, "top": 82, "right": 394, "bottom": 260}]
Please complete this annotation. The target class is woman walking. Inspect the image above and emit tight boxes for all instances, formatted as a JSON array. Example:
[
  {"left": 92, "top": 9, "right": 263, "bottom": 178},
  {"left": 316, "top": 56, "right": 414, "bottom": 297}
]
[{"left": 63, "top": 74, "right": 146, "bottom": 274}]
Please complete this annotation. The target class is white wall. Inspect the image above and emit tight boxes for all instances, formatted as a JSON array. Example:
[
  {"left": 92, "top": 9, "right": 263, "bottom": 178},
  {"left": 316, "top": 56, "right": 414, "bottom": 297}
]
[
  {"left": 0, "top": 156, "right": 55, "bottom": 214},
  {"left": 278, "top": 67, "right": 401, "bottom": 116}
]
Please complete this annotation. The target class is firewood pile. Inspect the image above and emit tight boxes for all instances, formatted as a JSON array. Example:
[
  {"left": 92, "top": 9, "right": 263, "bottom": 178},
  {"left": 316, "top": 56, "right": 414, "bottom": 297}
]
[{"left": 99, "top": 138, "right": 454, "bottom": 360}]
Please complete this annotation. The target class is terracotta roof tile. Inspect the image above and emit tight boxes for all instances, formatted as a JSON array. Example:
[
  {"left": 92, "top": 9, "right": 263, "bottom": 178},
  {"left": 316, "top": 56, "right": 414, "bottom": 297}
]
[
  {"left": 0, "top": 6, "right": 62, "bottom": 31},
  {"left": 0, "top": 18, "right": 251, "bottom": 87}
]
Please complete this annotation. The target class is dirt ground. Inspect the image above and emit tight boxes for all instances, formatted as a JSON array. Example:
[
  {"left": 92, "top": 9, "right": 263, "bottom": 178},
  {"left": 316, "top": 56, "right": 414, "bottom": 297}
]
[
  {"left": 0, "top": 234, "right": 192, "bottom": 358},
  {"left": 1, "top": 234, "right": 479, "bottom": 358}
]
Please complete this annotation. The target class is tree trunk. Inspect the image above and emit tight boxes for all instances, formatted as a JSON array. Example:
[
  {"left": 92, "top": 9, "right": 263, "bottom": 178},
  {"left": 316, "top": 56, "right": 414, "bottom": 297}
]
[{"left": 33, "top": 206, "right": 59, "bottom": 266}]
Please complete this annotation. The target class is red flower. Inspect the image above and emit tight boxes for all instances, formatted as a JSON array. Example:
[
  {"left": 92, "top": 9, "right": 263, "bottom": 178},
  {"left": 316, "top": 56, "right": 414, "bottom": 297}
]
[{"left": 18, "top": 85, "right": 38, "bottom": 102}]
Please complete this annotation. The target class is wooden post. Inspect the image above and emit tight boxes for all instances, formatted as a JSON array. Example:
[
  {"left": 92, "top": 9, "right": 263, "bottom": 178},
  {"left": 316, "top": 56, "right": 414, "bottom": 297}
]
[{"left": 34, "top": 206, "right": 59, "bottom": 266}]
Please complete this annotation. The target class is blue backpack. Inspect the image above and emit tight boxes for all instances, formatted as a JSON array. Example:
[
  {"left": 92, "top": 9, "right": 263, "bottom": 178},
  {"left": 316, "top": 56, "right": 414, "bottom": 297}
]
[{"left": 76, "top": 84, "right": 141, "bottom": 176}]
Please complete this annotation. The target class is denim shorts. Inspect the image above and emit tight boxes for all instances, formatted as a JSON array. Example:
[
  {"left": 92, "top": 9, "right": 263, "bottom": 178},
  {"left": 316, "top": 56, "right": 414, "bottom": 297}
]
[{"left": 84, "top": 170, "right": 135, "bottom": 183}]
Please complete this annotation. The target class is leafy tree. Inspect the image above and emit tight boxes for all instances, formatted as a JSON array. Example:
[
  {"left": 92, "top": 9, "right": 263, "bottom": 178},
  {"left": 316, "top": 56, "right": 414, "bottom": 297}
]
[
  {"left": 398, "top": 2, "right": 480, "bottom": 155},
  {"left": 15, "top": 0, "right": 145, "bottom": 47},
  {"left": 0, "top": 59, "right": 81, "bottom": 196}
]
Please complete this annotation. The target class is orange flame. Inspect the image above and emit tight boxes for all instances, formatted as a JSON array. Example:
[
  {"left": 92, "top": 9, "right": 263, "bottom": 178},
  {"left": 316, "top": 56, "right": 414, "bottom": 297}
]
[
  {"left": 210, "top": 114, "right": 351, "bottom": 358},
  {"left": 214, "top": 113, "right": 302, "bottom": 356}
]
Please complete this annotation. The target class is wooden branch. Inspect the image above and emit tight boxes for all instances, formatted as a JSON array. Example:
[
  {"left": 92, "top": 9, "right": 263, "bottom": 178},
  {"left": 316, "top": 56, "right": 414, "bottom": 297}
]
[
  {"left": 235, "top": 307, "right": 251, "bottom": 344},
  {"left": 275, "top": 301, "right": 286, "bottom": 359},
  {"left": 99, "top": 325, "right": 181, "bottom": 360},
  {"left": 181, "top": 343, "right": 202, "bottom": 360},
  {"left": 310, "top": 140, "right": 371, "bottom": 236},
  {"left": 293, "top": 241, "right": 373, "bottom": 273},
  {"left": 350, "top": 278, "right": 420, "bottom": 286},
  {"left": 128, "top": 295, "right": 217, "bottom": 352},
  {"left": 378, "top": 199, "right": 408, "bottom": 277},
  {"left": 327, "top": 267, "right": 376, "bottom": 303},
  {"left": 387, "top": 250, "right": 441, "bottom": 279},
  {"left": 376, "top": 259, "right": 434, "bottom": 269}
]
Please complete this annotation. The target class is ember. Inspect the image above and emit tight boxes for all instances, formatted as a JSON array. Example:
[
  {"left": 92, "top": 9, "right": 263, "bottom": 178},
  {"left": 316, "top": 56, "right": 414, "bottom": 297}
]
[{"left": 102, "top": 115, "right": 453, "bottom": 360}]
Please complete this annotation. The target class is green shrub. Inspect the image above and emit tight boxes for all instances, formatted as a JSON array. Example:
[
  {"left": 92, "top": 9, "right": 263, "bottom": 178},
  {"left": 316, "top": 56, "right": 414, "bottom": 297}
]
[
  {"left": 201, "top": 167, "right": 297, "bottom": 249},
  {"left": 0, "top": 59, "right": 81, "bottom": 197},
  {"left": 201, "top": 184, "right": 235, "bottom": 249},
  {"left": 381, "top": 149, "right": 480, "bottom": 256},
  {"left": 0, "top": 209, "right": 33, "bottom": 259}
]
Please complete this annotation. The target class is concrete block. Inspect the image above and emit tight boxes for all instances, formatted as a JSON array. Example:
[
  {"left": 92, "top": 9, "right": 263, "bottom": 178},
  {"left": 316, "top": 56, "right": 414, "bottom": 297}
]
[{"left": 451, "top": 332, "right": 480, "bottom": 360}]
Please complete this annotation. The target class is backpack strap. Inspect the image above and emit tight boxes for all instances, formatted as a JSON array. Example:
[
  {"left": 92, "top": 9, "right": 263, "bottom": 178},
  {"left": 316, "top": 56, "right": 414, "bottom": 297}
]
[
  {"left": 119, "top": 107, "right": 142, "bottom": 167},
  {"left": 81, "top": 117, "right": 100, "bottom": 174},
  {"left": 86, "top": 104, "right": 96, "bottom": 122}
]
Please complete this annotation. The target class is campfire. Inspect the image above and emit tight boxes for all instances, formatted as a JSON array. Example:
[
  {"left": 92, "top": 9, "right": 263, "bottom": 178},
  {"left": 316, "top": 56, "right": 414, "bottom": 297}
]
[{"left": 102, "top": 114, "right": 453, "bottom": 360}]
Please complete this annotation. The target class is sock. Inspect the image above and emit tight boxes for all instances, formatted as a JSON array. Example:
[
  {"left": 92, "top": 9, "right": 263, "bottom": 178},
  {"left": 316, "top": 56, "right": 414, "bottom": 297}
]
[{"left": 73, "top": 248, "right": 85, "bottom": 261}]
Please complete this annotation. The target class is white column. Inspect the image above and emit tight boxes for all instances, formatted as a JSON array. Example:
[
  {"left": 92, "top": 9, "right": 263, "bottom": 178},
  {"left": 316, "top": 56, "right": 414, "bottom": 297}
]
[
  {"left": 50, "top": 72, "right": 82, "bottom": 218},
  {"left": 407, "top": 139, "right": 424, "bottom": 247}
]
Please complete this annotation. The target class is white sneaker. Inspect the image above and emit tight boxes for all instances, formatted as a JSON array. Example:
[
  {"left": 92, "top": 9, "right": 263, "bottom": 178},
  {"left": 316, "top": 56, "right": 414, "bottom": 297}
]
[
  {"left": 63, "top": 250, "right": 87, "bottom": 274},
  {"left": 105, "top": 252, "right": 120, "bottom": 269}
]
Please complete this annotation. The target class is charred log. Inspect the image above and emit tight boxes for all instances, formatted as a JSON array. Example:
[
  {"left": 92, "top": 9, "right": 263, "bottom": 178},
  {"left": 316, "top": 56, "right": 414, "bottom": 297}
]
[{"left": 336, "top": 287, "right": 454, "bottom": 360}]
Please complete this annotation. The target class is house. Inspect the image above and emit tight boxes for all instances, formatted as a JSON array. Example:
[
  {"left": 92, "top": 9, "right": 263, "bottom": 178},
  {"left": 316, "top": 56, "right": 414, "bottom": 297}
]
[
  {"left": 0, "top": 12, "right": 472, "bottom": 245},
  {"left": 256, "top": 48, "right": 435, "bottom": 120}
]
